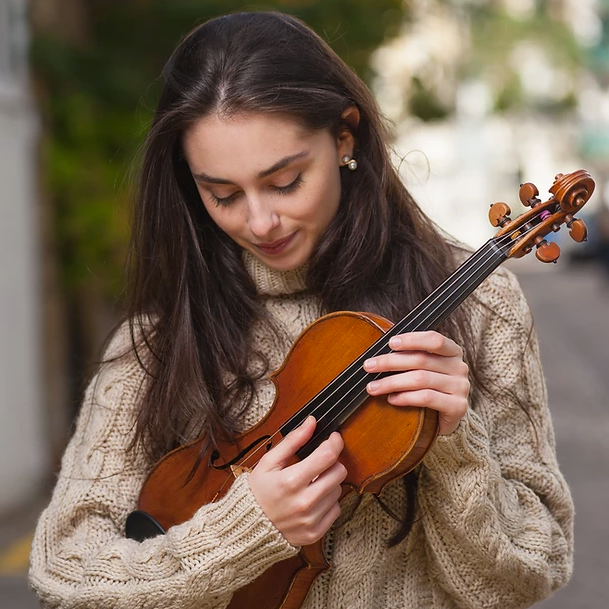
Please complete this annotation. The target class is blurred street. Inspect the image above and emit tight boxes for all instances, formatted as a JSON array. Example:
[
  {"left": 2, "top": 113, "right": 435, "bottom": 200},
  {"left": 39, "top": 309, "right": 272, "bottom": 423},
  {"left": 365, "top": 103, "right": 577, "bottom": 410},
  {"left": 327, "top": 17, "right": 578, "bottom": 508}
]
[
  {"left": 0, "top": 260, "right": 607, "bottom": 608},
  {"left": 518, "top": 260, "right": 609, "bottom": 609}
]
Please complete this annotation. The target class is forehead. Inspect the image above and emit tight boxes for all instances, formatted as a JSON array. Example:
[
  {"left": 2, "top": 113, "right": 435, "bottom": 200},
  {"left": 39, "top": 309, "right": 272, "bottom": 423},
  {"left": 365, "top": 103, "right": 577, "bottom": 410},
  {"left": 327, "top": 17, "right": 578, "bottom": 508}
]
[{"left": 182, "top": 112, "right": 329, "bottom": 176}]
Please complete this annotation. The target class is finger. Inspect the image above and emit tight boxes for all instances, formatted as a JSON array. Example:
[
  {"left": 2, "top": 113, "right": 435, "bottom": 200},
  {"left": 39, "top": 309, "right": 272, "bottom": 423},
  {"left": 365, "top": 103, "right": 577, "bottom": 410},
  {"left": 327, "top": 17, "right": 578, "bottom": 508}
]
[
  {"left": 385, "top": 390, "right": 468, "bottom": 434},
  {"left": 386, "top": 331, "right": 463, "bottom": 357},
  {"left": 367, "top": 370, "right": 470, "bottom": 399},
  {"left": 295, "top": 499, "right": 342, "bottom": 546},
  {"left": 293, "top": 483, "right": 343, "bottom": 528},
  {"left": 258, "top": 416, "right": 317, "bottom": 472},
  {"left": 304, "top": 484, "right": 343, "bottom": 528},
  {"left": 313, "top": 501, "right": 342, "bottom": 541},
  {"left": 307, "top": 461, "right": 348, "bottom": 499},
  {"left": 364, "top": 350, "right": 468, "bottom": 377},
  {"left": 282, "top": 432, "right": 344, "bottom": 487}
]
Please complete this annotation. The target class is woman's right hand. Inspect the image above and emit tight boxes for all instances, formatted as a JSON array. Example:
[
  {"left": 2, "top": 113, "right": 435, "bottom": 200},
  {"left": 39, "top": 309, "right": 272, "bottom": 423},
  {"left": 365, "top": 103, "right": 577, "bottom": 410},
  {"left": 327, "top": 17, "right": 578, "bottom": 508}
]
[{"left": 248, "top": 416, "right": 347, "bottom": 547}]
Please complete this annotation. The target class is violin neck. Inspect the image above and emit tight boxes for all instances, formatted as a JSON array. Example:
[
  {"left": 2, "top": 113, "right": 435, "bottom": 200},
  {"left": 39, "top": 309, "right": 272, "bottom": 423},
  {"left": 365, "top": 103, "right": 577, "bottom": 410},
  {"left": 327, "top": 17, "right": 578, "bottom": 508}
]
[{"left": 389, "top": 238, "right": 507, "bottom": 337}]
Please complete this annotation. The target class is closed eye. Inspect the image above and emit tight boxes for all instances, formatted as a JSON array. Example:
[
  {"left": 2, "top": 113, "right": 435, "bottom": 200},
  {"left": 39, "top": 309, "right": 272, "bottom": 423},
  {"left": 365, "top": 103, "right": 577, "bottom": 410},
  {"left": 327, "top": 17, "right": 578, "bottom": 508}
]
[
  {"left": 273, "top": 174, "right": 303, "bottom": 195},
  {"left": 210, "top": 174, "right": 304, "bottom": 207},
  {"left": 209, "top": 191, "right": 240, "bottom": 206}
]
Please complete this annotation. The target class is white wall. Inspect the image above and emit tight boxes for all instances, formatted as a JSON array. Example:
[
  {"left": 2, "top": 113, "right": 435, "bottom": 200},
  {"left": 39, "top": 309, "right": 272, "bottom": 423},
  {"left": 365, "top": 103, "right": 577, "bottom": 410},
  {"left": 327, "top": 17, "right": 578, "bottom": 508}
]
[{"left": 0, "top": 0, "right": 46, "bottom": 513}]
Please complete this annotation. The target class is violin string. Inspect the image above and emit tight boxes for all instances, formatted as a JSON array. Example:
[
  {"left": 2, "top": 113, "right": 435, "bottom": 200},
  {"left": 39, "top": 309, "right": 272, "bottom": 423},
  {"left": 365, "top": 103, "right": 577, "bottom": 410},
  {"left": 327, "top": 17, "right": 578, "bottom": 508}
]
[
  {"left": 305, "top": 218, "right": 546, "bottom": 441},
  {"left": 235, "top": 215, "right": 546, "bottom": 469}
]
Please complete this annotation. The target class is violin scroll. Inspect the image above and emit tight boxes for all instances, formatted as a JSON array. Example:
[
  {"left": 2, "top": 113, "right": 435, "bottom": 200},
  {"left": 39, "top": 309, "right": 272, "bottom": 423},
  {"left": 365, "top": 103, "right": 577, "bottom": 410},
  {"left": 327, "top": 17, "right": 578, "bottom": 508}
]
[{"left": 490, "top": 170, "right": 595, "bottom": 262}]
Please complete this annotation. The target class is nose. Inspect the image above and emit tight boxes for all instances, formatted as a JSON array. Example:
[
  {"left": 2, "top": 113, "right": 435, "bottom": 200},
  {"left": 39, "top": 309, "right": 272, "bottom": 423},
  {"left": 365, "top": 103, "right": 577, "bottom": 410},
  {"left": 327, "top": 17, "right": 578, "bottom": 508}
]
[{"left": 247, "top": 195, "right": 280, "bottom": 239}]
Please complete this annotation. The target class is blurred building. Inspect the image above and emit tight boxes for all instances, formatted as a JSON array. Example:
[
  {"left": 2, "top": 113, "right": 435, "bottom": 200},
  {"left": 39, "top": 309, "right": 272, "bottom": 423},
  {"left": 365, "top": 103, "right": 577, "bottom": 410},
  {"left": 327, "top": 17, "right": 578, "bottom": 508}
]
[{"left": 0, "top": 0, "right": 46, "bottom": 513}]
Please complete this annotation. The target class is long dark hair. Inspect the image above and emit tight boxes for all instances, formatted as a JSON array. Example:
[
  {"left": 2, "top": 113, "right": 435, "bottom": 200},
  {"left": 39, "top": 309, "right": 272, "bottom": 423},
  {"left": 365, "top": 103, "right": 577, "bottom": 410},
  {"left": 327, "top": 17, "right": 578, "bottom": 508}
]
[{"left": 123, "top": 11, "right": 475, "bottom": 544}]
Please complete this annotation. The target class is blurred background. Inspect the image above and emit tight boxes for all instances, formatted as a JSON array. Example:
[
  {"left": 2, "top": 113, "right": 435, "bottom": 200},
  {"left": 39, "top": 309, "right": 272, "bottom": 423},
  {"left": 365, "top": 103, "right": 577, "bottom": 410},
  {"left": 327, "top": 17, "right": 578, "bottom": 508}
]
[{"left": 0, "top": 0, "right": 607, "bottom": 607}]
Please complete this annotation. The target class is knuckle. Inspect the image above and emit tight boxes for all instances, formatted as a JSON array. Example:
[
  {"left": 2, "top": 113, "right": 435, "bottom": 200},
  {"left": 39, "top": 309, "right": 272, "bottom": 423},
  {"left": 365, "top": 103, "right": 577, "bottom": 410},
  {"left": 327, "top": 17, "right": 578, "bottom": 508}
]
[
  {"left": 419, "top": 389, "right": 434, "bottom": 405},
  {"left": 413, "top": 369, "right": 429, "bottom": 388},
  {"left": 300, "top": 512, "right": 316, "bottom": 529},
  {"left": 458, "top": 398, "right": 469, "bottom": 417},
  {"left": 331, "top": 486, "right": 343, "bottom": 503},
  {"left": 282, "top": 473, "right": 300, "bottom": 493},
  {"left": 449, "top": 401, "right": 467, "bottom": 421},
  {"left": 303, "top": 529, "right": 321, "bottom": 545},
  {"left": 414, "top": 352, "right": 429, "bottom": 369},
  {"left": 431, "top": 332, "right": 445, "bottom": 350},
  {"left": 329, "top": 503, "right": 341, "bottom": 522},
  {"left": 293, "top": 496, "right": 312, "bottom": 515},
  {"left": 319, "top": 446, "right": 338, "bottom": 465}
]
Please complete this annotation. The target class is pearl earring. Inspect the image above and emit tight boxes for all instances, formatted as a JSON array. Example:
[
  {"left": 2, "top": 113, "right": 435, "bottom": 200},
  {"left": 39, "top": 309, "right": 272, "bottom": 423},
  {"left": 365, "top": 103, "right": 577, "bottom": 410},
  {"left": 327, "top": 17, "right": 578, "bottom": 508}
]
[{"left": 341, "top": 155, "right": 358, "bottom": 171}]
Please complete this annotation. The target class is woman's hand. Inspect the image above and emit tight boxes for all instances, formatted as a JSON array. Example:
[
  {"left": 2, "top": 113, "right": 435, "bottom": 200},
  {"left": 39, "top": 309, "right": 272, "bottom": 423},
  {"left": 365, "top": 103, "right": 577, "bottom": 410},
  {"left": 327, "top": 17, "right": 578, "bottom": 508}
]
[
  {"left": 363, "top": 331, "right": 470, "bottom": 435},
  {"left": 248, "top": 416, "right": 346, "bottom": 547}
]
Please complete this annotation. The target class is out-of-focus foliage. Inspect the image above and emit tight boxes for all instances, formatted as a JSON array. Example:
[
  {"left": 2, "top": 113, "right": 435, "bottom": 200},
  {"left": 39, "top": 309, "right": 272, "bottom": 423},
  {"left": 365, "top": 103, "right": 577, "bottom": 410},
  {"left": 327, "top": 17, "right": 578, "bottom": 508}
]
[
  {"left": 467, "top": 4, "right": 582, "bottom": 114},
  {"left": 31, "top": 0, "right": 405, "bottom": 298},
  {"left": 588, "top": 0, "right": 609, "bottom": 80},
  {"left": 373, "top": 0, "right": 585, "bottom": 125}
]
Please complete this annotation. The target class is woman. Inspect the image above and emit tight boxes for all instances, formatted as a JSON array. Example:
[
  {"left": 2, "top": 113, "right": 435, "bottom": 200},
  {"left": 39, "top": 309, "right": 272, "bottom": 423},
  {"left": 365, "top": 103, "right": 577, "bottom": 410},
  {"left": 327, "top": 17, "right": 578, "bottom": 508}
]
[{"left": 30, "top": 12, "right": 573, "bottom": 609}]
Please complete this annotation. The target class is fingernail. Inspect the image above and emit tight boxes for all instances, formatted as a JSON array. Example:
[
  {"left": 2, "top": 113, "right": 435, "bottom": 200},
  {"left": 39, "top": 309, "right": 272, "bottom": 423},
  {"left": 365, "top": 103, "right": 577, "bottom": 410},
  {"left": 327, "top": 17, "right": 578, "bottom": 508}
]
[
  {"left": 389, "top": 336, "right": 401, "bottom": 348},
  {"left": 364, "top": 358, "right": 376, "bottom": 371},
  {"left": 367, "top": 381, "right": 379, "bottom": 393}
]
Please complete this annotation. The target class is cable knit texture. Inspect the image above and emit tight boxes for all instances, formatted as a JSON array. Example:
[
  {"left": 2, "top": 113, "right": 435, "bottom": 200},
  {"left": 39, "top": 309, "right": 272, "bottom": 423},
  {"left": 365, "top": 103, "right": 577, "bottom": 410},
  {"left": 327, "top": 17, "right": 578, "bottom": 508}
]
[{"left": 30, "top": 251, "right": 574, "bottom": 609}]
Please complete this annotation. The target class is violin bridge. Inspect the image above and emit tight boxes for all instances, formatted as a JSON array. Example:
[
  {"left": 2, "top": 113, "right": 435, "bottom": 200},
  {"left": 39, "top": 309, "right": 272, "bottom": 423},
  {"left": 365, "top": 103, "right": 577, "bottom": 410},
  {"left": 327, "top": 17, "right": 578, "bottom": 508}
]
[{"left": 230, "top": 464, "right": 252, "bottom": 478}]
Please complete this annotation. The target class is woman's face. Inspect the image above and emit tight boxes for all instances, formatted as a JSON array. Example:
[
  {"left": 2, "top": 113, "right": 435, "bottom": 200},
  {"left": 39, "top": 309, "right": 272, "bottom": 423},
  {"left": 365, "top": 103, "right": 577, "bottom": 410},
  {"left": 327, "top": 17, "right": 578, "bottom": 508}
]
[{"left": 182, "top": 112, "right": 355, "bottom": 271}]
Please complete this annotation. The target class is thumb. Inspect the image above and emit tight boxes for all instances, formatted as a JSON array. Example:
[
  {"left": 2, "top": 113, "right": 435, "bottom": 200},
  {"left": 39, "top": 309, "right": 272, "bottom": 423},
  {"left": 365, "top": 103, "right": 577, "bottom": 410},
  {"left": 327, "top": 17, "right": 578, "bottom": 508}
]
[{"left": 258, "top": 416, "right": 317, "bottom": 471}]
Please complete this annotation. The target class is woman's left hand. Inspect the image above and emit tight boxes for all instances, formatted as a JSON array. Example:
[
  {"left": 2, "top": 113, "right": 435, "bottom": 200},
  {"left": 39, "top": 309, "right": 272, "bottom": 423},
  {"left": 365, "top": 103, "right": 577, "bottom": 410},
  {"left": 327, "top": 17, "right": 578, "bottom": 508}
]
[{"left": 363, "top": 331, "right": 470, "bottom": 435}]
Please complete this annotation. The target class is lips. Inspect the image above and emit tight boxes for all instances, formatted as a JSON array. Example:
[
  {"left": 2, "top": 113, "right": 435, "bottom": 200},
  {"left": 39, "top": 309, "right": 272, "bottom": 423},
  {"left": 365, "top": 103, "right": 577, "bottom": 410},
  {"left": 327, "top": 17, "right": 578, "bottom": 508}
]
[{"left": 255, "top": 232, "right": 296, "bottom": 255}]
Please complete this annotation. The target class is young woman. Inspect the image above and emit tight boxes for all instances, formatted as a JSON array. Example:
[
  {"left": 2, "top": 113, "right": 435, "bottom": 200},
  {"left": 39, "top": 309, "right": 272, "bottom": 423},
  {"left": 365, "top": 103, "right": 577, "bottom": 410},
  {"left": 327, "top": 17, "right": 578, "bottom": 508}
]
[{"left": 30, "top": 12, "right": 574, "bottom": 609}]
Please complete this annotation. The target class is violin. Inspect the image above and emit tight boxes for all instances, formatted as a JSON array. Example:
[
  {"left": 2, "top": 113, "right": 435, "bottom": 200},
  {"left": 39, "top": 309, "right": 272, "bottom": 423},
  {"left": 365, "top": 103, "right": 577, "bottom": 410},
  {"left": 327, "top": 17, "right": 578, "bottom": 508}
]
[{"left": 126, "top": 170, "right": 594, "bottom": 609}]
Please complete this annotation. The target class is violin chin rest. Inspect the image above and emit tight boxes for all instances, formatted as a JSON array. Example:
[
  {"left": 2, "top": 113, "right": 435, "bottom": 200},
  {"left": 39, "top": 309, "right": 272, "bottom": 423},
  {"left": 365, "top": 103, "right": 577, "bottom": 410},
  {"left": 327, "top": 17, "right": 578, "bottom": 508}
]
[{"left": 125, "top": 510, "right": 166, "bottom": 541}]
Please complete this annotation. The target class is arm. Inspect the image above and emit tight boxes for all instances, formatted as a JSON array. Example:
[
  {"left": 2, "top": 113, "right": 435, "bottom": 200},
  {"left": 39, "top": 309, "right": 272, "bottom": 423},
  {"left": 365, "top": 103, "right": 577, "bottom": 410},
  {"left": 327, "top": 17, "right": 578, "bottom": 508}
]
[
  {"left": 29, "top": 327, "right": 298, "bottom": 609},
  {"left": 417, "top": 269, "right": 573, "bottom": 608}
]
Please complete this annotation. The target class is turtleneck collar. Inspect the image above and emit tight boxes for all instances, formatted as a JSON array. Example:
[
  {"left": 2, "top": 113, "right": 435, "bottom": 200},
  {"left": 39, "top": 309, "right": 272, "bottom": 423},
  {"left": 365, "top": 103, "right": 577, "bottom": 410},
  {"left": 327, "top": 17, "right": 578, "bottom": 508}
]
[{"left": 242, "top": 250, "right": 308, "bottom": 296}]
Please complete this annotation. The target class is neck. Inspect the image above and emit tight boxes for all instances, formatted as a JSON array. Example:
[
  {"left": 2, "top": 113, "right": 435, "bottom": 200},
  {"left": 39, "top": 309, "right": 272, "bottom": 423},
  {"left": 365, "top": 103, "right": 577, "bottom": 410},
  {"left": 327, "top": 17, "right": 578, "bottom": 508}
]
[{"left": 242, "top": 250, "right": 308, "bottom": 296}]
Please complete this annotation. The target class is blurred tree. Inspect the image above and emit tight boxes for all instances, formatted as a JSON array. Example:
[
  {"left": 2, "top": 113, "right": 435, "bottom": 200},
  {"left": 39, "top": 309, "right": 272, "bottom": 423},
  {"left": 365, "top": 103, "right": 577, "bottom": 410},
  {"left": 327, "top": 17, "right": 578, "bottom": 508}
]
[
  {"left": 29, "top": 0, "right": 405, "bottom": 420},
  {"left": 373, "top": 0, "right": 584, "bottom": 124}
]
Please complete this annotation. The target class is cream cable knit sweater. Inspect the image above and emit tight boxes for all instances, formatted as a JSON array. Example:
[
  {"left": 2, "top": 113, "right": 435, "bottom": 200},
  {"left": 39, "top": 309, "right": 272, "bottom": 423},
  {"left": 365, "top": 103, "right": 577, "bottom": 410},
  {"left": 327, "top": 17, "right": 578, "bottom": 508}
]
[{"left": 30, "top": 252, "right": 574, "bottom": 609}]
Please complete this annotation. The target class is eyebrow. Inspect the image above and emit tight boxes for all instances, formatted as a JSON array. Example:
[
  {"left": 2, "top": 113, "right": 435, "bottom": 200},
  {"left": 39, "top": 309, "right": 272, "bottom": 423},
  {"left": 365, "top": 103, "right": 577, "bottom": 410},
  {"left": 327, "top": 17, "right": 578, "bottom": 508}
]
[{"left": 192, "top": 151, "right": 309, "bottom": 185}]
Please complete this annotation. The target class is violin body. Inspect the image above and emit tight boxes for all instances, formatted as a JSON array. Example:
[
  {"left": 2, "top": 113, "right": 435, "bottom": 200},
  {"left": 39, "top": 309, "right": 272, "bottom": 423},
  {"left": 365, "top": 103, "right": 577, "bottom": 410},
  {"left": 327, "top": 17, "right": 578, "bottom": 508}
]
[{"left": 132, "top": 311, "right": 439, "bottom": 609}]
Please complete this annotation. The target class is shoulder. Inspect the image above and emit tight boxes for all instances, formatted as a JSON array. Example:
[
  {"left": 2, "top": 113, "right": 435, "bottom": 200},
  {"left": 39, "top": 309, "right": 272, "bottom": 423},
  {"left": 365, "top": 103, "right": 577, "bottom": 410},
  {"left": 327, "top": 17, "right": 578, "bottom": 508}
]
[
  {"left": 472, "top": 266, "right": 531, "bottom": 329},
  {"left": 88, "top": 316, "right": 157, "bottom": 413}
]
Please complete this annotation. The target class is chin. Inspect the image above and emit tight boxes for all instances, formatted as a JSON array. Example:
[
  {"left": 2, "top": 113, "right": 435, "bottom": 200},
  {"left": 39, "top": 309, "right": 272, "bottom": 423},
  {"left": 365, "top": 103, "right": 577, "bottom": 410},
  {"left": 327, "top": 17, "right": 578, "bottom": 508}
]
[{"left": 252, "top": 249, "right": 309, "bottom": 272}]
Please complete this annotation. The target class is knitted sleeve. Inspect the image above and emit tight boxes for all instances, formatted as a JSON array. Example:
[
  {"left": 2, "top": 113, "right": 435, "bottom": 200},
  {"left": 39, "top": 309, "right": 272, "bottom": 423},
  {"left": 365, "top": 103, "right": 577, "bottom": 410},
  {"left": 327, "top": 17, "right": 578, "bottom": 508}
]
[
  {"left": 418, "top": 268, "right": 574, "bottom": 609},
  {"left": 29, "top": 325, "right": 298, "bottom": 609}
]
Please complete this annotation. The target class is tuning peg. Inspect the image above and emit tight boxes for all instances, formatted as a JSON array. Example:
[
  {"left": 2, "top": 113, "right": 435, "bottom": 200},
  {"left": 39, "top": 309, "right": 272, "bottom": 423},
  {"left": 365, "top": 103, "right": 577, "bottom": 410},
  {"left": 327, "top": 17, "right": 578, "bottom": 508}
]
[
  {"left": 489, "top": 202, "right": 512, "bottom": 227},
  {"left": 519, "top": 182, "right": 540, "bottom": 207},
  {"left": 535, "top": 240, "right": 560, "bottom": 263},
  {"left": 568, "top": 218, "right": 587, "bottom": 242}
]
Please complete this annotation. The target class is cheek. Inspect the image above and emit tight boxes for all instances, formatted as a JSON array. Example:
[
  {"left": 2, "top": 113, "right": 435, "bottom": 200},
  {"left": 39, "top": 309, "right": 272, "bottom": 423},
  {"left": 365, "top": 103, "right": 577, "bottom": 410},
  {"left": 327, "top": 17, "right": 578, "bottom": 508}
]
[
  {"left": 201, "top": 199, "right": 242, "bottom": 238},
  {"left": 299, "top": 169, "right": 342, "bottom": 226},
  {"left": 318, "top": 169, "right": 342, "bottom": 223}
]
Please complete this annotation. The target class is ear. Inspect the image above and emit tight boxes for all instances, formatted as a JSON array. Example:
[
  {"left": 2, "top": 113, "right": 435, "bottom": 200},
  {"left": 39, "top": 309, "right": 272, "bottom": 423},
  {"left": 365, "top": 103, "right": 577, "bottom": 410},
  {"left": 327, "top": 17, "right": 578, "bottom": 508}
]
[{"left": 336, "top": 106, "right": 360, "bottom": 164}]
